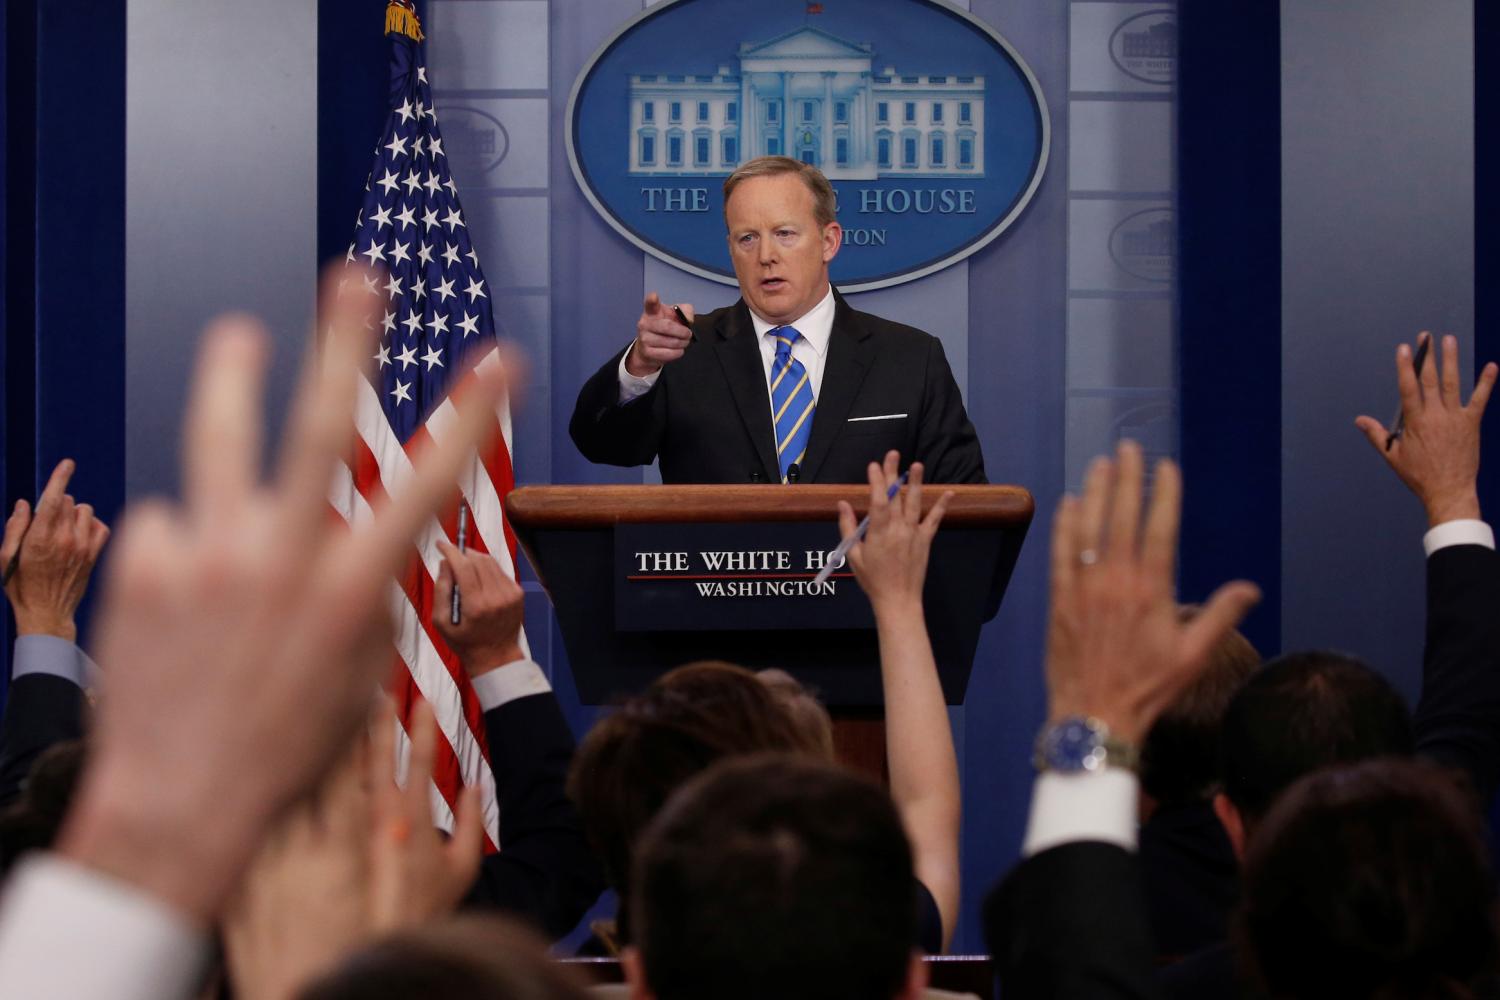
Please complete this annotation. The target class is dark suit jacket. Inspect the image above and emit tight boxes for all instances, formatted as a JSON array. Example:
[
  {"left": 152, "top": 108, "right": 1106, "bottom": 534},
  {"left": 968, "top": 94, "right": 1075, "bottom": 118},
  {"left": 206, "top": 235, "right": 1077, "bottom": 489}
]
[
  {"left": 569, "top": 293, "right": 986, "bottom": 484},
  {"left": 463, "top": 689, "right": 606, "bottom": 940},
  {"left": 0, "top": 673, "right": 85, "bottom": 810}
]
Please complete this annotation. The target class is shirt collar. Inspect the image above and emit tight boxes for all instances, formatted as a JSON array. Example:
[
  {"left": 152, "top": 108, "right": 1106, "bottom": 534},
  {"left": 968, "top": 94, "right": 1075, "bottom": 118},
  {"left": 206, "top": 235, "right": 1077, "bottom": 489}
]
[{"left": 747, "top": 285, "right": 836, "bottom": 357}]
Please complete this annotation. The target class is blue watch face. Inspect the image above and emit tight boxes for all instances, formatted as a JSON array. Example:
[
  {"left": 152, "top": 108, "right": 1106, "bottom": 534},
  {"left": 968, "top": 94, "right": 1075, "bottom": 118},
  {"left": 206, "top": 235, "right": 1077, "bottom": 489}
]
[{"left": 1040, "top": 718, "right": 1105, "bottom": 772}]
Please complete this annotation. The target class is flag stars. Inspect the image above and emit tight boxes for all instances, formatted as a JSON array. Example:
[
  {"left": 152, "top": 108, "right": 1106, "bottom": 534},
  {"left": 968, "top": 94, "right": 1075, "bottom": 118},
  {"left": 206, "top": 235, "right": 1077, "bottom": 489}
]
[
  {"left": 422, "top": 345, "right": 445, "bottom": 371},
  {"left": 463, "top": 277, "right": 487, "bottom": 302},
  {"left": 385, "top": 273, "right": 404, "bottom": 300},
  {"left": 417, "top": 242, "right": 434, "bottom": 266},
  {"left": 411, "top": 275, "right": 427, "bottom": 302},
  {"left": 456, "top": 312, "right": 480, "bottom": 338},
  {"left": 417, "top": 66, "right": 428, "bottom": 84},
  {"left": 384, "top": 132, "right": 409, "bottom": 160},
  {"left": 396, "top": 98, "right": 415, "bottom": 124},
  {"left": 442, "top": 242, "right": 461, "bottom": 267},
  {"left": 360, "top": 239, "right": 387, "bottom": 266},
  {"left": 401, "top": 311, "right": 424, "bottom": 337},
  {"left": 422, "top": 207, "right": 441, "bottom": 231},
  {"left": 423, "top": 172, "right": 442, "bottom": 197},
  {"left": 427, "top": 136, "right": 444, "bottom": 159},
  {"left": 376, "top": 169, "right": 401, "bottom": 195},
  {"left": 346, "top": 242, "right": 357, "bottom": 265},
  {"left": 380, "top": 309, "right": 397, "bottom": 335},
  {"left": 442, "top": 207, "right": 465, "bottom": 231},
  {"left": 442, "top": 176, "right": 458, "bottom": 199},
  {"left": 391, "top": 379, "right": 412, "bottom": 405},
  {"left": 427, "top": 312, "right": 450, "bottom": 337},
  {"left": 374, "top": 343, "right": 392, "bottom": 369},
  {"left": 396, "top": 344, "right": 418, "bottom": 371},
  {"left": 361, "top": 272, "right": 380, "bottom": 296},
  {"left": 464, "top": 247, "right": 480, "bottom": 269},
  {"left": 370, "top": 204, "right": 393, "bottom": 230},
  {"left": 395, "top": 204, "right": 416, "bottom": 230},
  {"left": 390, "top": 239, "right": 412, "bottom": 266},
  {"left": 403, "top": 172, "right": 422, "bottom": 196},
  {"left": 433, "top": 276, "right": 457, "bottom": 304}
]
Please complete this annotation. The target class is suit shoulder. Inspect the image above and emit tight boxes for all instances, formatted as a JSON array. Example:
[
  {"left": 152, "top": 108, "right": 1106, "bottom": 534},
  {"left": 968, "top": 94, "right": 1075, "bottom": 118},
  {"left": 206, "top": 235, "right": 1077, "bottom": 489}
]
[{"left": 844, "top": 306, "right": 944, "bottom": 347}]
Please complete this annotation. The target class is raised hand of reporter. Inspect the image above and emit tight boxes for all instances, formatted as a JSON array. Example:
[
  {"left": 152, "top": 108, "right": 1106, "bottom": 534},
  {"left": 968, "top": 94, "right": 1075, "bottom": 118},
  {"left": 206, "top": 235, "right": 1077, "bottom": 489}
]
[
  {"left": 53, "top": 266, "right": 511, "bottom": 925},
  {"left": 368, "top": 698, "right": 484, "bottom": 932},
  {"left": 1045, "top": 441, "right": 1260, "bottom": 745},
  {"left": 836, "top": 450, "right": 952, "bottom": 614},
  {"left": 623, "top": 292, "right": 694, "bottom": 377},
  {"left": 1356, "top": 332, "right": 1498, "bottom": 526},
  {"left": 433, "top": 542, "right": 525, "bottom": 677},
  {"left": 0, "top": 459, "right": 110, "bottom": 641}
]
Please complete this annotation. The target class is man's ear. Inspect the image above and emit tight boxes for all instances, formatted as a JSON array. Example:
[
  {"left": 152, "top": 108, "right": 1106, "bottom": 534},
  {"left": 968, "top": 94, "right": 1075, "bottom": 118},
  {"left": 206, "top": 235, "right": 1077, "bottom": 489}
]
[
  {"left": 622, "top": 946, "right": 655, "bottom": 1000},
  {"left": 821, "top": 221, "right": 843, "bottom": 262},
  {"left": 896, "top": 950, "right": 929, "bottom": 1000},
  {"left": 1213, "top": 791, "right": 1247, "bottom": 861}
]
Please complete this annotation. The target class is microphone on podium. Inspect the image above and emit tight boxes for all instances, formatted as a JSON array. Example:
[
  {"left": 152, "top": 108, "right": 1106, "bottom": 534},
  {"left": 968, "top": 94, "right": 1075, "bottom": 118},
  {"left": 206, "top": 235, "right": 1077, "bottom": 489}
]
[{"left": 786, "top": 463, "right": 801, "bottom": 484}]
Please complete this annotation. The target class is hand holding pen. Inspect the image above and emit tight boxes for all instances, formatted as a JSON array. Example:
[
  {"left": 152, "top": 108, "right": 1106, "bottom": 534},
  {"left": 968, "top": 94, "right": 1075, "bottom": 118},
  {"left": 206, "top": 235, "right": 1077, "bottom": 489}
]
[
  {"left": 450, "top": 506, "right": 467, "bottom": 625},
  {"left": 820, "top": 452, "right": 953, "bottom": 597}
]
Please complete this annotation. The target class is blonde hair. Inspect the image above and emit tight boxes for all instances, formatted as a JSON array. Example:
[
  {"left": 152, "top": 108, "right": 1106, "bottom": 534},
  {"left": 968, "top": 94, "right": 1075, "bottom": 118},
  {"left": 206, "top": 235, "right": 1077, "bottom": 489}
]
[{"left": 722, "top": 155, "right": 838, "bottom": 228}]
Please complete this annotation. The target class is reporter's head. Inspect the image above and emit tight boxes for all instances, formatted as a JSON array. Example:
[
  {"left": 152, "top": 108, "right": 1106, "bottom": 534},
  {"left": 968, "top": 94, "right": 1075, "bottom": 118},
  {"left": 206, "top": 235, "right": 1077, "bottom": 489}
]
[
  {"left": 568, "top": 661, "right": 816, "bottom": 917},
  {"left": 1238, "top": 758, "right": 1498, "bottom": 1000},
  {"left": 628, "top": 755, "right": 922, "bottom": 1000}
]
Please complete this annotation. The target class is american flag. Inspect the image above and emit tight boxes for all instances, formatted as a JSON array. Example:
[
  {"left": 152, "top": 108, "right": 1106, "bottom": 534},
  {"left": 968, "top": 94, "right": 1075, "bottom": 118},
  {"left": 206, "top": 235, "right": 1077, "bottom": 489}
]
[{"left": 329, "top": 0, "right": 519, "bottom": 848}]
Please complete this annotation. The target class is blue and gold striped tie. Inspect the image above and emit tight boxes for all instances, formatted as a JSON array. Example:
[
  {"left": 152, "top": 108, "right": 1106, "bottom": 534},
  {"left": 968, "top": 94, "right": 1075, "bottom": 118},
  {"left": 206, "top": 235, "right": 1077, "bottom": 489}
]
[{"left": 769, "top": 325, "right": 815, "bottom": 483}]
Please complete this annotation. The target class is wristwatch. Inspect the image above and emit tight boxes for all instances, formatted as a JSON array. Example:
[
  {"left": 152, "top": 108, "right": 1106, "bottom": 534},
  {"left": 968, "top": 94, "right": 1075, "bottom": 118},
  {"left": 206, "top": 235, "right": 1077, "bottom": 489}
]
[{"left": 1033, "top": 716, "right": 1140, "bottom": 774}]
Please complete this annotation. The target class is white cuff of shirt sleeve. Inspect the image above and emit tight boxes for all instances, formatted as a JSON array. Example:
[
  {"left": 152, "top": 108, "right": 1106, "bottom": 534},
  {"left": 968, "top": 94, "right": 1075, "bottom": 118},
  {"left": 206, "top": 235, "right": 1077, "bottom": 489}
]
[
  {"left": 616, "top": 345, "right": 661, "bottom": 404},
  {"left": 0, "top": 856, "right": 208, "bottom": 1000},
  {"left": 1423, "top": 519, "right": 1495, "bottom": 556},
  {"left": 1021, "top": 769, "right": 1140, "bottom": 857},
  {"left": 471, "top": 659, "right": 552, "bottom": 712},
  {"left": 12, "top": 634, "right": 98, "bottom": 688}
]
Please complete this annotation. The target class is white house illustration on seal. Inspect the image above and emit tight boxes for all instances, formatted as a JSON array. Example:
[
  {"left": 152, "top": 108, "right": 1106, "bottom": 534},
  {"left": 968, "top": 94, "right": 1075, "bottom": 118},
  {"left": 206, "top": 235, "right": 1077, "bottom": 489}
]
[{"left": 627, "top": 26, "right": 985, "bottom": 178}]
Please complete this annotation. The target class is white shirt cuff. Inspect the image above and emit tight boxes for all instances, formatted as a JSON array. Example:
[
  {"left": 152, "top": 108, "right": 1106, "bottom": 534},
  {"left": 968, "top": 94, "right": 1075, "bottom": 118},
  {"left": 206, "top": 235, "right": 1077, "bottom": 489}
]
[
  {"left": 0, "top": 856, "right": 208, "bottom": 1000},
  {"left": 12, "top": 634, "right": 100, "bottom": 689},
  {"left": 1423, "top": 519, "right": 1495, "bottom": 555},
  {"left": 616, "top": 346, "right": 661, "bottom": 403},
  {"left": 471, "top": 659, "right": 552, "bottom": 712},
  {"left": 1021, "top": 769, "right": 1140, "bottom": 857}
]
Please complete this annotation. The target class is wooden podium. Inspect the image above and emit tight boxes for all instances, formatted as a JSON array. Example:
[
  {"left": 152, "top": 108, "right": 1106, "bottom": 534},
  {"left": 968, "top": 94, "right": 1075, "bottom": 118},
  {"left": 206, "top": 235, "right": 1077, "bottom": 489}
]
[{"left": 506, "top": 485, "right": 1033, "bottom": 714}]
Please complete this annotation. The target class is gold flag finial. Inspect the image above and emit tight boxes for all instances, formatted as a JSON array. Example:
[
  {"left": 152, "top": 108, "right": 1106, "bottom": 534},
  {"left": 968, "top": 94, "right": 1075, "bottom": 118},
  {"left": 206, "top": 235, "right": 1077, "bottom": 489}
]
[{"left": 385, "top": 0, "right": 424, "bottom": 43}]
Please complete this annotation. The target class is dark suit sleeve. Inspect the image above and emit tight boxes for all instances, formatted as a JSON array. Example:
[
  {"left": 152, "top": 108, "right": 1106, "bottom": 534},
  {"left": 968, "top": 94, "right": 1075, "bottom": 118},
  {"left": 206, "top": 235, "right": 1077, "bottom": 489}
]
[
  {"left": 0, "top": 674, "right": 85, "bottom": 810},
  {"left": 985, "top": 842, "right": 1163, "bottom": 1000},
  {"left": 915, "top": 337, "right": 986, "bottom": 484},
  {"left": 463, "top": 690, "right": 607, "bottom": 939},
  {"left": 568, "top": 346, "right": 666, "bottom": 469},
  {"left": 1414, "top": 542, "right": 1500, "bottom": 803}
]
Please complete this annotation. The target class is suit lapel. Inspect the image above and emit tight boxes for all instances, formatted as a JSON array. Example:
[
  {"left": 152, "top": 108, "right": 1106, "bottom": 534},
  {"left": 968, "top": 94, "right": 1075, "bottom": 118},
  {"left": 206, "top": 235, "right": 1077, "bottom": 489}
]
[
  {"left": 800, "top": 293, "right": 874, "bottom": 482},
  {"left": 711, "top": 301, "right": 780, "bottom": 482}
]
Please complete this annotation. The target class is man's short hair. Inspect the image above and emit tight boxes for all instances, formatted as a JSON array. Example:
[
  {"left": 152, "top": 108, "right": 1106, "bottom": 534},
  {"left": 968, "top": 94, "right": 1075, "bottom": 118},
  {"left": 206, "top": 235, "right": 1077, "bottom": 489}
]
[
  {"left": 1139, "top": 610, "right": 1260, "bottom": 804},
  {"left": 567, "top": 661, "right": 817, "bottom": 914},
  {"left": 1238, "top": 758, "right": 1498, "bottom": 999},
  {"left": 1219, "top": 651, "right": 1413, "bottom": 824},
  {"left": 722, "top": 156, "right": 838, "bottom": 228},
  {"left": 297, "top": 916, "right": 589, "bottom": 1000},
  {"left": 632, "top": 754, "right": 917, "bottom": 1000}
]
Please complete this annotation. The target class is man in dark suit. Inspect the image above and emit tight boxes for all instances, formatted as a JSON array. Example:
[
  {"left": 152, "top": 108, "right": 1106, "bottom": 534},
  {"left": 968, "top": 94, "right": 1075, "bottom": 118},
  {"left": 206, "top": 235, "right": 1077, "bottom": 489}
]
[{"left": 569, "top": 156, "right": 985, "bottom": 485}]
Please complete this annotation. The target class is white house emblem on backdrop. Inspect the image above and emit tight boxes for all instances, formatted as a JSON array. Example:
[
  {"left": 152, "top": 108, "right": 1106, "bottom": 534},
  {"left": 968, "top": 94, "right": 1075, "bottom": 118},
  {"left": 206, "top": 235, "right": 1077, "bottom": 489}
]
[{"left": 626, "top": 26, "right": 986, "bottom": 179}]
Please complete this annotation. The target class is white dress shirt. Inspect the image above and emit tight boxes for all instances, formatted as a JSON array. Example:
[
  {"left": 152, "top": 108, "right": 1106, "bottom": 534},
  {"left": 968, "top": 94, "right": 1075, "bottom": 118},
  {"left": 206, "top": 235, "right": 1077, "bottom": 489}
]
[
  {"left": 616, "top": 286, "right": 837, "bottom": 417},
  {"left": 1021, "top": 518, "right": 1495, "bottom": 857}
]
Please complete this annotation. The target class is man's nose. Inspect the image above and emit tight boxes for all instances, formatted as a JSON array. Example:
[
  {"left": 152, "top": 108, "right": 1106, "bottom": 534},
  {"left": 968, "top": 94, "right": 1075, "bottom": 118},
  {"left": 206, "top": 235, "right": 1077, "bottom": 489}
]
[{"left": 758, "top": 237, "right": 777, "bottom": 265}]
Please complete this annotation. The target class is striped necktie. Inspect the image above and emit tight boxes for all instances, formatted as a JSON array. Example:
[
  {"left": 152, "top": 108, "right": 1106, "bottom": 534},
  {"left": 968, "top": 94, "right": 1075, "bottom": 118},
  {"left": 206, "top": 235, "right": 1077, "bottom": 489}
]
[{"left": 769, "top": 325, "right": 815, "bottom": 483}]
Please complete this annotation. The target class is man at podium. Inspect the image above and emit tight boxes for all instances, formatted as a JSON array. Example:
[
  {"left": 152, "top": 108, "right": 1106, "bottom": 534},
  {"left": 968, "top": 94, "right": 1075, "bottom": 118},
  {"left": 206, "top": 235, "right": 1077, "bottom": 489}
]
[{"left": 569, "top": 156, "right": 986, "bottom": 485}]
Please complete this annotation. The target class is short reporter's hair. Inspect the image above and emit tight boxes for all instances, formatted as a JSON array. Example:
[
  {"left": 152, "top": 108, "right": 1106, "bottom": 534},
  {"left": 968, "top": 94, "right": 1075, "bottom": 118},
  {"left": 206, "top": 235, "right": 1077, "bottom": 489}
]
[
  {"left": 296, "top": 916, "right": 590, "bottom": 1000},
  {"left": 567, "top": 661, "right": 819, "bottom": 916},
  {"left": 722, "top": 155, "right": 838, "bottom": 228},
  {"left": 632, "top": 754, "right": 917, "bottom": 1000},
  {"left": 1219, "top": 650, "right": 1414, "bottom": 826},
  {"left": 1238, "top": 758, "right": 1499, "bottom": 1000},
  {"left": 1139, "top": 608, "right": 1261, "bottom": 804}
]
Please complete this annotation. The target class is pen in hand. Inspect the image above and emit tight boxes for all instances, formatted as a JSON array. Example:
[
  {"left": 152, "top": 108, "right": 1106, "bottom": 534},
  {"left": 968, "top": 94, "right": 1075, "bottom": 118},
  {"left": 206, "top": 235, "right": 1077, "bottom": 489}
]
[
  {"left": 1386, "top": 333, "right": 1431, "bottom": 451},
  {"left": 813, "top": 470, "right": 910, "bottom": 587},
  {"left": 450, "top": 506, "right": 467, "bottom": 625}
]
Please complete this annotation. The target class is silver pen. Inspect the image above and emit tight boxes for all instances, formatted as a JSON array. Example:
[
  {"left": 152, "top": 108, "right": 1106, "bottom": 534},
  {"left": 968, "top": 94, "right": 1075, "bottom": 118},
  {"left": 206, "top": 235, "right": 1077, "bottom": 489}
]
[{"left": 450, "top": 506, "right": 467, "bottom": 625}]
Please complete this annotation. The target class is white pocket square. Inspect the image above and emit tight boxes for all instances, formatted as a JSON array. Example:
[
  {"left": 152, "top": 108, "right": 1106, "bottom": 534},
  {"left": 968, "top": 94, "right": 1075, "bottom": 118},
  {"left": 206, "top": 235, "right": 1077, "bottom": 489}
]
[{"left": 847, "top": 413, "right": 908, "bottom": 423}]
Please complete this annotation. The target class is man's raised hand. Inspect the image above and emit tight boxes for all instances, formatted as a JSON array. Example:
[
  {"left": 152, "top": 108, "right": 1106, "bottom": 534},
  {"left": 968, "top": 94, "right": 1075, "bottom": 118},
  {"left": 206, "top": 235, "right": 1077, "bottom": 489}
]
[
  {"left": 624, "top": 292, "right": 694, "bottom": 377},
  {"left": 1355, "top": 332, "right": 1498, "bottom": 526},
  {"left": 0, "top": 459, "right": 110, "bottom": 641},
  {"left": 433, "top": 542, "right": 525, "bottom": 677},
  {"left": 837, "top": 450, "right": 951, "bottom": 614},
  {"left": 1045, "top": 441, "right": 1260, "bottom": 744}
]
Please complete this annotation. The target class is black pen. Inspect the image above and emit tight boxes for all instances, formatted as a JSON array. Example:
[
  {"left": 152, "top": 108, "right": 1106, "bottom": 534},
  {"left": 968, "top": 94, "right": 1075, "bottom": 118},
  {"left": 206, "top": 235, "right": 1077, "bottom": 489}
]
[
  {"left": 672, "top": 304, "right": 697, "bottom": 342},
  {"left": 1386, "top": 334, "right": 1431, "bottom": 451},
  {"left": 450, "top": 506, "right": 467, "bottom": 625}
]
